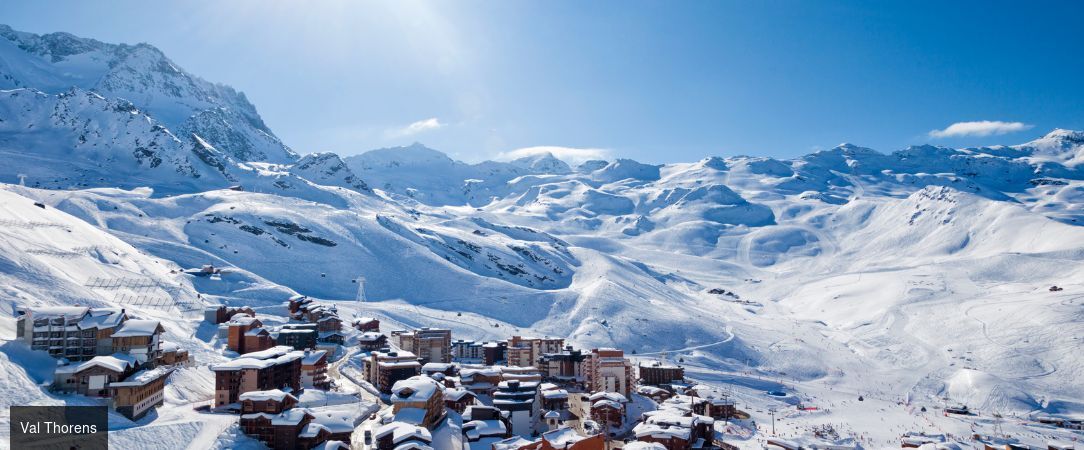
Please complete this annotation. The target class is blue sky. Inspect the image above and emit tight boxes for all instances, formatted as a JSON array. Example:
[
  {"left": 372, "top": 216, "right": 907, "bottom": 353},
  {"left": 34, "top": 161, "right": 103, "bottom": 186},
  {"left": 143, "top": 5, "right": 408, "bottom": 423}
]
[{"left": 2, "top": 1, "right": 1082, "bottom": 163}]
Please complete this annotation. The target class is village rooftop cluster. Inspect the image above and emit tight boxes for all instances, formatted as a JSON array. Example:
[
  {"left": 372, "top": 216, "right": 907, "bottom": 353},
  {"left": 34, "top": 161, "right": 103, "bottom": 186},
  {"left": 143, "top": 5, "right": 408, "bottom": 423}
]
[{"left": 11, "top": 293, "right": 1083, "bottom": 450}]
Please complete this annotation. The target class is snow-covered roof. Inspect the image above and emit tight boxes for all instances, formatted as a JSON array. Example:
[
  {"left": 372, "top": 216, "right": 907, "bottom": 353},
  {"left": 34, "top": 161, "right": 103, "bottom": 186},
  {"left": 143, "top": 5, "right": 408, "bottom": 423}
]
[
  {"left": 588, "top": 391, "right": 627, "bottom": 403},
  {"left": 298, "top": 422, "right": 330, "bottom": 438},
  {"left": 623, "top": 442, "right": 666, "bottom": 450},
  {"left": 239, "top": 389, "right": 296, "bottom": 403},
  {"left": 492, "top": 437, "right": 535, "bottom": 450},
  {"left": 353, "top": 316, "right": 377, "bottom": 324},
  {"left": 421, "top": 362, "right": 453, "bottom": 372},
  {"left": 227, "top": 315, "right": 259, "bottom": 326},
  {"left": 497, "top": 380, "right": 539, "bottom": 390},
  {"left": 637, "top": 386, "right": 668, "bottom": 395},
  {"left": 301, "top": 350, "right": 328, "bottom": 365},
  {"left": 211, "top": 346, "right": 304, "bottom": 371},
  {"left": 359, "top": 332, "right": 385, "bottom": 341},
  {"left": 26, "top": 306, "right": 89, "bottom": 318},
  {"left": 271, "top": 408, "right": 312, "bottom": 425},
  {"left": 78, "top": 308, "right": 125, "bottom": 329},
  {"left": 379, "top": 361, "right": 422, "bottom": 369},
  {"left": 160, "top": 341, "right": 181, "bottom": 353},
  {"left": 391, "top": 376, "right": 442, "bottom": 403},
  {"left": 375, "top": 421, "right": 432, "bottom": 444},
  {"left": 313, "top": 440, "right": 350, "bottom": 450},
  {"left": 111, "top": 319, "right": 162, "bottom": 337},
  {"left": 69, "top": 353, "right": 138, "bottom": 374},
  {"left": 244, "top": 327, "right": 268, "bottom": 336},
  {"left": 460, "top": 367, "right": 500, "bottom": 378},
  {"left": 633, "top": 422, "right": 692, "bottom": 440},
  {"left": 309, "top": 408, "right": 356, "bottom": 434},
  {"left": 393, "top": 407, "right": 427, "bottom": 425},
  {"left": 110, "top": 367, "right": 172, "bottom": 387},
  {"left": 541, "top": 427, "right": 587, "bottom": 446},
  {"left": 544, "top": 410, "right": 560, "bottom": 419},
  {"left": 542, "top": 389, "right": 569, "bottom": 399},
  {"left": 444, "top": 388, "right": 474, "bottom": 402},
  {"left": 462, "top": 419, "right": 506, "bottom": 440},
  {"left": 592, "top": 399, "right": 623, "bottom": 410}
]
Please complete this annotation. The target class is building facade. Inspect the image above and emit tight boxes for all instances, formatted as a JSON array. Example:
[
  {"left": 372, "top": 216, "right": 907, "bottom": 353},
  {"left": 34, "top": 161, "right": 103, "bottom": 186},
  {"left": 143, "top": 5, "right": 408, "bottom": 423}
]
[
  {"left": 391, "top": 328, "right": 452, "bottom": 364},
  {"left": 210, "top": 346, "right": 305, "bottom": 408},
  {"left": 16, "top": 307, "right": 128, "bottom": 361},
  {"left": 584, "top": 348, "right": 635, "bottom": 397}
]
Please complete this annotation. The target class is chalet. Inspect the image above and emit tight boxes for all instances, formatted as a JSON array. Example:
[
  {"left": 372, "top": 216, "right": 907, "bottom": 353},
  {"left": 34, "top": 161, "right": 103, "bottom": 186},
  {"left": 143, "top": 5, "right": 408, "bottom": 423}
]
[
  {"left": 638, "top": 362, "right": 685, "bottom": 386},
  {"left": 589, "top": 392, "right": 628, "bottom": 428},
  {"left": 358, "top": 332, "right": 388, "bottom": 351},
  {"left": 275, "top": 324, "right": 318, "bottom": 351},
  {"left": 373, "top": 421, "right": 432, "bottom": 450},
  {"left": 637, "top": 385, "right": 671, "bottom": 403},
  {"left": 317, "top": 330, "right": 345, "bottom": 345},
  {"left": 301, "top": 350, "right": 330, "bottom": 390},
  {"left": 224, "top": 314, "right": 265, "bottom": 354},
  {"left": 632, "top": 413, "right": 715, "bottom": 450},
  {"left": 157, "top": 341, "right": 190, "bottom": 366},
  {"left": 491, "top": 427, "right": 605, "bottom": 450},
  {"left": 352, "top": 317, "right": 380, "bottom": 332},
  {"left": 462, "top": 405, "right": 513, "bottom": 448},
  {"left": 541, "top": 388, "right": 570, "bottom": 412},
  {"left": 316, "top": 314, "right": 342, "bottom": 333},
  {"left": 54, "top": 353, "right": 140, "bottom": 396},
  {"left": 444, "top": 388, "right": 476, "bottom": 413},
  {"left": 16, "top": 306, "right": 127, "bottom": 361},
  {"left": 240, "top": 408, "right": 316, "bottom": 450},
  {"left": 110, "top": 319, "right": 165, "bottom": 366},
  {"left": 203, "top": 305, "right": 256, "bottom": 324},
  {"left": 501, "top": 365, "right": 544, "bottom": 383},
  {"left": 239, "top": 389, "right": 298, "bottom": 414},
  {"left": 287, "top": 295, "right": 313, "bottom": 316},
  {"left": 692, "top": 395, "right": 737, "bottom": 420},
  {"left": 110, "top": 367, "right": 172, "bottom": 420},
  {"left": 210, "top": 346, "right": 305, "bottom": 408},
  {"left": 421, "top": 362, "right": 458, "bottom": 377},
  {"left": 390, "top": 376, "right": 446, "bottom": 429},
  {"left": 460, "top": 366, "right": 502, "bottom": 396},
  {"left": 494, "top": 380, "right": 541, "bottom": 436},
  {"left": 364, "top": 349, "right": 422, "bottom": 393}
]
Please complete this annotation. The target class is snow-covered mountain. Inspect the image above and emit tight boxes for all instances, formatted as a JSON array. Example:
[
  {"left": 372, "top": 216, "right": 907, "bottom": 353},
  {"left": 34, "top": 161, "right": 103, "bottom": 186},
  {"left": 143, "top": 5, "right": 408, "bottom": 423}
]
[
  {"left": 0, "top": 24, "right": 295, "bottom": 163},
  {"left": 1, "top": 24, "right": 1083, "bottom": 448}
]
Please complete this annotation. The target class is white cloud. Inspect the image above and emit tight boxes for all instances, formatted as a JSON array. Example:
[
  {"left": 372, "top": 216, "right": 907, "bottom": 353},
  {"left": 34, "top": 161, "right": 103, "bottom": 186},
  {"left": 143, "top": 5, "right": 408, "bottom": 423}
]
[
  {"left": 386, "top": 117, "right": 444, "bottom": 138},
  {"left": 929, "top": 120, "right": 1032, "bottom": 138},
  {"left": 495, "top": 146, "right": 613, "bottom": 165}
]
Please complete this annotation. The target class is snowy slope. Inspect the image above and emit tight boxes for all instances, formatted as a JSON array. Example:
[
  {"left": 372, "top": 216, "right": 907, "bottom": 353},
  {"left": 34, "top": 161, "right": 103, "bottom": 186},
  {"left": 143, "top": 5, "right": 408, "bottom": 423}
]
[{"left": 0, "top": 23, "right": 1082, "bottom": 449}]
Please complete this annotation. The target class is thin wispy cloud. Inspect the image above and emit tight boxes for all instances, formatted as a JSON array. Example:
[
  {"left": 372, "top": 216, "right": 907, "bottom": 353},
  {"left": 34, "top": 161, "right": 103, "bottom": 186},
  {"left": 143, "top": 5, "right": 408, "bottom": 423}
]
[
  {"left": 386, "top": 117, "right": 444, "bottom": 139},
  {"left": 496, "top": 146, "right": 613, "bottom": 165},
  {"left": 929, "top": 120, "right": 1032, "bottom": 138}
]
